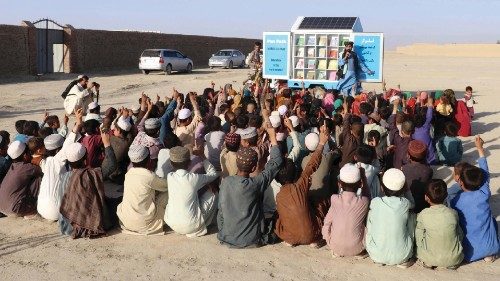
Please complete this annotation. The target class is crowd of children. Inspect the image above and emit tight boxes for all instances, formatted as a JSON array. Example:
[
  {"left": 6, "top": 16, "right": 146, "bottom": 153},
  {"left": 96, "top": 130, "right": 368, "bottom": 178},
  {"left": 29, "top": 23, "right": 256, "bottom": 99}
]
[{"left": 0, "top": 77, "right": 497, "bottom": 269}]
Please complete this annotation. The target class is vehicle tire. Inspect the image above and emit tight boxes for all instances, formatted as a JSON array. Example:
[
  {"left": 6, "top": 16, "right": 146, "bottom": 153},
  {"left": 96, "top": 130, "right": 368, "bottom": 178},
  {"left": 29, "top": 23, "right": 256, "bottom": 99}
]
[
  {"left": 228, "top": 61, "right": 233, "bottom": 69},
  {"left": 165, "top": 64, "right": 172, "bottom": 75},
  {"left": 239, "top": 60, "right": 245, "bottom": 68},
  {"left": 142, "top": 70, "right": 150, "bottom": 75},
  {"left": 186, "top": 63, "right": 192, "bottom": 73}
]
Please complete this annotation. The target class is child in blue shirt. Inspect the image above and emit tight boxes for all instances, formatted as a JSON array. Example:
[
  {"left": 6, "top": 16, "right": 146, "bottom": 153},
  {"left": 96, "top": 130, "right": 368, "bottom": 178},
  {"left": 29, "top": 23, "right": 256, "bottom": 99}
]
[
  {"left": 436, "top": 122, "right": 463, "bottom": 166},
  {"left": 450, "top": 135, "right": 499, "bottom": 263}
]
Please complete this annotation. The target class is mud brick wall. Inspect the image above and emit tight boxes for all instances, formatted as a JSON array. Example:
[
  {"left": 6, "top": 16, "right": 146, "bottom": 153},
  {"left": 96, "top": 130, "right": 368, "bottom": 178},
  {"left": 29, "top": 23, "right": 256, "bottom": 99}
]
[
  {"left": 0, "top": 24, "right": 31, "bottom": 75},
  {"left": 72, "top": 29, "right": 259, "bottom": 72}
]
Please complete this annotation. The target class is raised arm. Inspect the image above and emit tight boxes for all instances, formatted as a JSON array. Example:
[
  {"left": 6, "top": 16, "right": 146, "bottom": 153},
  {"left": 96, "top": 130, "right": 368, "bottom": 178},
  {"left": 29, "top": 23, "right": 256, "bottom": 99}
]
[
  {"left": 295, "top": 124, "right": 328, "bottom": 191},
  {"left": 100, "top": 129, "right": 117, "bottom": 180},
  {"left": 257, "top": 126, "right": 283, "bottom": 191}
]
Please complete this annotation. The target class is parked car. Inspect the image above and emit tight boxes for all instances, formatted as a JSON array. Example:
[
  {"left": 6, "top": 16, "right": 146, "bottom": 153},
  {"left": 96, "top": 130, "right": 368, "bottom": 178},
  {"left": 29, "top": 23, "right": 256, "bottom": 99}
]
[
  {"left": 208, "top": 49, "right": 246, "bottom": 69},
  {"left": 139, "top": 49, "right": 193, "bottom": 75}
]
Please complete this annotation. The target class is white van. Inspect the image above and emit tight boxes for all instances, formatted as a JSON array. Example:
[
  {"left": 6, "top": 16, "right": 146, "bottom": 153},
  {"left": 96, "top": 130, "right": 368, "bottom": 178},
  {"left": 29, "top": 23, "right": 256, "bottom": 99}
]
[{"left": 139, "top": 49, "right": 193, "bottom": 75}]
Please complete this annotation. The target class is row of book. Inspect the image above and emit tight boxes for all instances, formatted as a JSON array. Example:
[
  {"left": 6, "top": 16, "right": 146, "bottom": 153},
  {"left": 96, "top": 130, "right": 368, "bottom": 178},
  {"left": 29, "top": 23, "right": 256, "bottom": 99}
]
[
  {"left": 296, "top": 48, "right": 338, "bottom": 58},
  {"left": 295, "top": 70, "right": 338, "bottom": 81},
  {"left": 295, "top": 58, "right": 338, "bottom": 70},
  {"left": 295, "top": 35, "right": 349, "bottom": 47}
]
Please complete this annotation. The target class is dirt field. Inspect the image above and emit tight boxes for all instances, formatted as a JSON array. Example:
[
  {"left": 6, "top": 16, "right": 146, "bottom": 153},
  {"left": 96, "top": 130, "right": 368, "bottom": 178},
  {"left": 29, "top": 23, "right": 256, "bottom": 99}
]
[{"left": 0, "top": 52, "right": 499, "bottom": 280}]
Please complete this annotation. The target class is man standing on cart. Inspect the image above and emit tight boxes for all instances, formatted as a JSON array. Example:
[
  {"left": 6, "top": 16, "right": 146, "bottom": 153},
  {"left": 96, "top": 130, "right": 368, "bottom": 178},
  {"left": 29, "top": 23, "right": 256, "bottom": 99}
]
[{"left": 336, "top": 41, "right": 374, "bottom": 96}]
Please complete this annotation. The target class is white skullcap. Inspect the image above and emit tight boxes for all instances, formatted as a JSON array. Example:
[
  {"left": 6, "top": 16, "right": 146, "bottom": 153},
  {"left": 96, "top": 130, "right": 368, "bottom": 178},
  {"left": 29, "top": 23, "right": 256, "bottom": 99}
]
[
  {"left": 339, "top": 163, "right": 361, "bottom": 184},
  {"left": 7, "top": 141, "right": 26, "bottom": 159},
  {"left": 131, "top": 104, "right": 140, "bottom": 114},
  {"left": 288, "top": 116, "right": 299, "bottom": 127},
  {"left": 117, "top": 117, "right": 132, "bottom": 132},
  {"left": 144, "top": 118, "right": 161, "bottom": 130},
  {"left": 305, "top": 133, "right": 320, "bottom": 151},
  {"left": 178, "top": 108, "right": 192, "bottom": 120},
  {"left": 270, "top": 111, "right": 280, "bottom": 117},
  {"left": 235, "top": 127, "right": 257, "bottom": 140},
  {"left": 245, "top": 80, "right": 253, "bottom": 85},
  {"left": 383, "top": 168, "right": 406, "bottom": 191},
  {"left": 44, "top": 134, "right": 64, "bottom": 151},
  {"left": 88, "top": 101, "right": 98, "bottom": 111},
  {"left": 66, "top": 143, "right": 86, "bottom": 162},
  {"left": 77, "top": 75, "right": 84, "bottom": 79},
  {"left": 278, "top": 105, "right": 288, "bottom": 116},
  {"left": 269, "top": 115, "right": 281, "bottom": 128},
  {"left": 128, "top": 144, "right": 150, "bottom": 163},
  {"left": 389, "top": 95, "right": 400, "bottom": 104}
]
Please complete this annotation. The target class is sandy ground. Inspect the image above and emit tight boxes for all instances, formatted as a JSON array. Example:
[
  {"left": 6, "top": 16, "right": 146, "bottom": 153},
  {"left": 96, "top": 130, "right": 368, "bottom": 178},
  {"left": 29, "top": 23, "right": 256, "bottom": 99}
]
[{"left": 0, "top": 52, "right": 499, "bottom": 280}]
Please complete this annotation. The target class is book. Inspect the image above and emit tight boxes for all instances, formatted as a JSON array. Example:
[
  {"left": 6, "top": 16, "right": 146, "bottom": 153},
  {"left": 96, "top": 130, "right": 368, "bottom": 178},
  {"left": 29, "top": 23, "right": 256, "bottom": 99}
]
[
  {"left": 318, "top": 35, "right": 327, "bottom": 46},
  {"left": 318, "top": 48, "right": 326, "bottom": 58},
  {"left": 329, "top": 36, "right": 339, "bottom": 47},
  {"left": 295, "top": 58, "right": 304, "bottom": 68},
  {"left": 307, "top": 59, "right": 316, "bottom": 69},
  {"left": 296, "top": 47, "right": 305, "bottom": 57},
  {"left": 328, "top": 71, "right": 337, "bottom": 81},
  {"left": 317, "top": 59, "right": 327, "bottom": 70},
  {"left": 328, "top": 49, "right": 338, "bottom": 58},
  {"left": 317, "top": 71, "right": 327, "bottom": 80},
  {"left": 296, "top": 35, "right": 305, "bottom": 46},
  {"left": 306, "top": 71, "right": 315, "bottom": 80},
  {"left": 295, "top": 70, "right": 304, "bottom": 79},
  {"left": 327, "top": 59, "right": 338, "bottom": 70},
  {"left": 306, "top": 35, "right": 315, "bottom": 45},
  {"left": 307, "top": 47, "right": 315, "bottom": 57}
]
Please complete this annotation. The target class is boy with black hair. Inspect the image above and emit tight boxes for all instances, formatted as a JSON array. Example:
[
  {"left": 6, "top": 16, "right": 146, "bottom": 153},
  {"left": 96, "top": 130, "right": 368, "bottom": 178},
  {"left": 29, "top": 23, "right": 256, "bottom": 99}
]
[
  {"left": 339, "top": 98, "right": 364, "bottom": 168},
  {"left": 14, "top": 120, "right": 27, "bottom": 143},
  {"left": 27, "top": 137, "right": 45, "bottom": 167},
  {"left": 402, "top": 140, "right": 433, "bottom": 213},
  {"left": 354, "top": 144, "right": 381, "bottom": 199},
  {"left": 323, "top": 163, "right": 370, "bottom": 257},
  {"left": 274, "top": 124, "right": 329, "bottom": 247},
  {"left": 41, "top": 112, "right": 69, "bottom": 138},
  {"left": 81, "top": 119, "right": 103, "bottom": 168},
  {"left": 450, "top": 136, "right": 499, "bottom": 263},
  {"left": 0, "top": 140, "right": 42, "bottom": 217},
  {"left": 416, "top": 179, "right": 464, "bottom": 269},
  {"left": 366, "top": 168, "right": 416, "bottom": 268},
  {"left": 217, "top": 126, "right": 283, "bottom": 248},
  {"left": 359, "top": 102, "right": 373, "bottom": 124},
  {"left": 436, "top": 122, "right": 463, "bottom": 166},
  {"left": 367, "top": 130, "right": 387, "bottom": 172},
  {"left": 390, "top": 98, "right": 414, "bottom": 169}
]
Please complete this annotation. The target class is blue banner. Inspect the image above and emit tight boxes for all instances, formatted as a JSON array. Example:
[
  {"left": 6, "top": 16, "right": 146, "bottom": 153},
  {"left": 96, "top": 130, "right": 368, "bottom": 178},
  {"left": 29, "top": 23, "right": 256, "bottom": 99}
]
[
  {"left": 263, "top": 32, "right": 290, "bottom": 79},
  {"left": 353, "top": 33, "right": 383, "bottom": 82}
]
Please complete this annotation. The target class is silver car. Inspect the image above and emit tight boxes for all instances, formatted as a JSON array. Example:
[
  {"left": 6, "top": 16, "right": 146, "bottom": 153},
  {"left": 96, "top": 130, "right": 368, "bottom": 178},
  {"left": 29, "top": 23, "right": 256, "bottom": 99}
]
[
  {"left": 139, "top": 49, "right": 193, "bottom": 75},
  {"left": 208, "top": 49, "right": 246, "bottom": 69}
]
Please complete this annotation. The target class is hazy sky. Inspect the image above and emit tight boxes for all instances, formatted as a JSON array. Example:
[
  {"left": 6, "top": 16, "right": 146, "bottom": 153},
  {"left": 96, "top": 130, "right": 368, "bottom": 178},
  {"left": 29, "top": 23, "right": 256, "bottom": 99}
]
[{"left": 2, "top": 0, "right": 499, "bottom": 49}]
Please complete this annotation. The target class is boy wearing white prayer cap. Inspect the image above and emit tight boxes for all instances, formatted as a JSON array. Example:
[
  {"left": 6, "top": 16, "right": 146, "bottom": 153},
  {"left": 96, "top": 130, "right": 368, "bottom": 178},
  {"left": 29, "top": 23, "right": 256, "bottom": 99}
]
[
  {"left": 174, "top": 92, "right": 202, "bottom": 153},
  {"left": 322, "top": 163, "right": 371, "bottom": 258},
  {"left": 365, "top": 168, "right": 416, "bottom": 268},
  {"left": 107, "top": 114, "right": 133, "bottom": 184},
  {"left": 131, "top": 98, "right": 164, "bottom": 167},
  {"left": 0, "top": 140, "right": 42, "bottom": 217},
  {"left": 116, "top": 144, "right": 169, "bottom": 235}
]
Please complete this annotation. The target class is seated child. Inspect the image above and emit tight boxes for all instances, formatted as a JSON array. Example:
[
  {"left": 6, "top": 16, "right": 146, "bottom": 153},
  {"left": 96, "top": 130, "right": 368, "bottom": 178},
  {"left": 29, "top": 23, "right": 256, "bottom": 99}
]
[
  {"left": 450, "top": 136, "right": 499, "bottom": 263},
  {"left": 367, "top": 130, "right": 386, "bottom": 173},
  {"left": 0, "top": 141, "right": 42, "bottom": 217},
  {"left": 117, "top": 145, "right": 168, "bottom": 235},
  {"left": 436, "top": 122, "right": 463, "bottom": 166},
  {"left": 274, "top": 125, "right": 328, "bottom": 247},
  {"left": 164, "top": 146, "right": 219, "bottom": 237},
  {"left": 354, "top": 144, "right": 381, "bottom": 199},
  {"left": 463, "top": 86, "right": 475, "bottom": 119},
  {"left": 366, "top": 168, "right": 416, "bottom": 267},
  {"left": 27, "top": 137, "right": 45, "bottom": 167},
  {"left": 402, "top": 140, "right": 433, "bottom": 213},
  {"left": 436, "top": 95, "right": 453, "bottom": 117},
  {"left": 323, "top": 163, "right": 370, "bottom": 257},
  {"left": 416, "top": 179, "right": 464, "bottom": 269},
  {"left": 217, "top": 126, "right": 283, "bottom": 248},
  {"left": 0, "top": 131, "right": 11, "bottom": 183}
]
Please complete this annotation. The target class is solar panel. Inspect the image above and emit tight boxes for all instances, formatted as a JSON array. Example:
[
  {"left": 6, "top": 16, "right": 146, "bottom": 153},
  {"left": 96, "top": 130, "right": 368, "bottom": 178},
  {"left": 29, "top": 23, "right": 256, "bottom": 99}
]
[{"left": 298, "top": 17, "right": 357, "bottom": 30}]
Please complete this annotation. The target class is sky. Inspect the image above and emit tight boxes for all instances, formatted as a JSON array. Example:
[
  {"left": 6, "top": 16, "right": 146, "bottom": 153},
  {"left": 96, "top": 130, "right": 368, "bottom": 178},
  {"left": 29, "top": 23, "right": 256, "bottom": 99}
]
[{"left": 1, "top": 0, "right": 499, "bottom": 49}]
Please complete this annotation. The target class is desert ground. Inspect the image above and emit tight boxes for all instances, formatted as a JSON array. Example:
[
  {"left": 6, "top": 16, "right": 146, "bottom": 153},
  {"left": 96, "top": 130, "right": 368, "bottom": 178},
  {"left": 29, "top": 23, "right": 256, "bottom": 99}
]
[{"left": 0, "top": 52, "right": 499, "bottom": 280}]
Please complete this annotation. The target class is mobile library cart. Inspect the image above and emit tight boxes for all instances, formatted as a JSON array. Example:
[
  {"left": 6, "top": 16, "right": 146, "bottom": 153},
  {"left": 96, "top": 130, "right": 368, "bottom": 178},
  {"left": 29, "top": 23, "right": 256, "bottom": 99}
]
[{"left": 263, "top": 17, "right": 384, "bottom": 89}]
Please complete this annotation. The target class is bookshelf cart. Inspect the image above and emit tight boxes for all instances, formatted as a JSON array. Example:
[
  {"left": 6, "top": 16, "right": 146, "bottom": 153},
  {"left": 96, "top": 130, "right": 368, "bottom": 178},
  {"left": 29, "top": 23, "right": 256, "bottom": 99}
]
[{"left": 263, "top": 17, "right": 384, "bottom": 89}]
